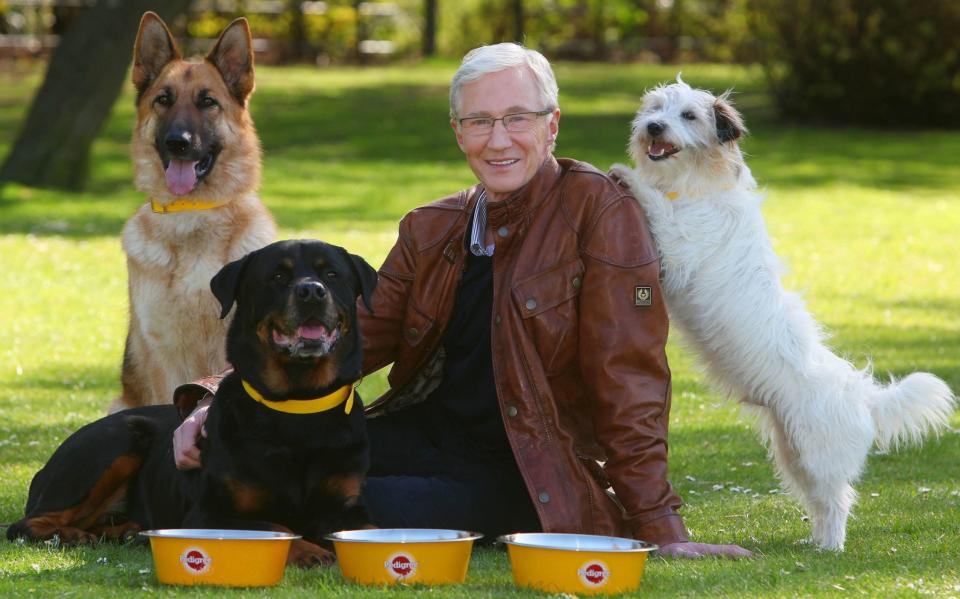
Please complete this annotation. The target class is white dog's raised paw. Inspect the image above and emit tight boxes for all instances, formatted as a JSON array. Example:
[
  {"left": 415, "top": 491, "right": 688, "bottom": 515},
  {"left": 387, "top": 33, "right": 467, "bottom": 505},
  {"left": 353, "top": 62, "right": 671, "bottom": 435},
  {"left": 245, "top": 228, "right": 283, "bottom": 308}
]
[
  {"left": 608, "top": 163, "right": 635, "bottom": 187},
  {"left": 608, "top": 163, "right": 669, "bottom": 203}
]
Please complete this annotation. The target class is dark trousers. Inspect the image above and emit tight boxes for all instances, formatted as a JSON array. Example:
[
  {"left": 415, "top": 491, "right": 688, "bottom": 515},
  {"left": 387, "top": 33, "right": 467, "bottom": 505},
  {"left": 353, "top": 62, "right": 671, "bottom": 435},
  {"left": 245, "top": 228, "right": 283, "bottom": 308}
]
[{"left": 360, "top": 405, "right": 541, "bottom": 541}]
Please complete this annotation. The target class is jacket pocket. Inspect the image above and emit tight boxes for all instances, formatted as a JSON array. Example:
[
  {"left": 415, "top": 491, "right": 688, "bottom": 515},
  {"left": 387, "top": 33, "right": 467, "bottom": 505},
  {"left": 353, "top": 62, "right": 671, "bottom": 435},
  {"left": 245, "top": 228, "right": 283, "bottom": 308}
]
[
  {"left": 402, "top": 300, "right": 434, "bottom": 347},
  {"left": 511, "top": 257, "right": 584, "bottom": 374}
]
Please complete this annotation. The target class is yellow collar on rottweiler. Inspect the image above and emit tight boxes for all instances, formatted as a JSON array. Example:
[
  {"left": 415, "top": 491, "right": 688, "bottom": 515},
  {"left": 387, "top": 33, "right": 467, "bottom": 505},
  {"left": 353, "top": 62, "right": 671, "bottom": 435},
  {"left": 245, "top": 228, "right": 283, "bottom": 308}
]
[
  {"left": 241, "top": 380, "right": 355, "bottom": 415},
  {"left": 151, "top": 198, "right": 229, "bottom": 214}
]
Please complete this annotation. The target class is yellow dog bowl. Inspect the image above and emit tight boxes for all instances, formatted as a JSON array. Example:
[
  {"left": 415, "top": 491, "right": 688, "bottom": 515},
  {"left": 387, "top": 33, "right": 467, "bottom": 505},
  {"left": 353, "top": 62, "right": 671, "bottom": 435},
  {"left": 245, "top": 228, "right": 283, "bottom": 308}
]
[
  {"left": 498, "top": 532, "right": 657, "bottom": 595},
  {"left": 326, "top": 528, "right": 482, "bottom": 585},
  {"left": 140, "top": 529, "right": 298, "bottom": 587}
]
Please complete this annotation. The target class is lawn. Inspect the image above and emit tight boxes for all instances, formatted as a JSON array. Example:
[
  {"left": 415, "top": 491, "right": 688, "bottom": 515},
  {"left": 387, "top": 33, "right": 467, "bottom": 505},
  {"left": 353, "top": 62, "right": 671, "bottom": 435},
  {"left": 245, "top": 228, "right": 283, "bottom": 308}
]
[{"left": 0, "top": 59, "right": 958, "bottom": 598}]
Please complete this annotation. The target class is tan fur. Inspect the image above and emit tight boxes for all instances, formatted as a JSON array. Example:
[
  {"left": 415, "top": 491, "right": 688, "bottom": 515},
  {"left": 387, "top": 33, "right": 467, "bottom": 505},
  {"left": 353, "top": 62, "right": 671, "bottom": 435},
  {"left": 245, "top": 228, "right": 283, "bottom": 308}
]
[{"left": 110, "top": 13, "right": 275, "bottom": 413}]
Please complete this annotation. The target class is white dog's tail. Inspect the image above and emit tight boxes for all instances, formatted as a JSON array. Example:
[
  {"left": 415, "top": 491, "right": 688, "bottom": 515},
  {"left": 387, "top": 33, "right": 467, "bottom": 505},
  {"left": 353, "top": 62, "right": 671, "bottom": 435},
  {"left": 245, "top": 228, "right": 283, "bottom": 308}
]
[{"left": 869, "top": 373, "right": 955, "bottom": 451}]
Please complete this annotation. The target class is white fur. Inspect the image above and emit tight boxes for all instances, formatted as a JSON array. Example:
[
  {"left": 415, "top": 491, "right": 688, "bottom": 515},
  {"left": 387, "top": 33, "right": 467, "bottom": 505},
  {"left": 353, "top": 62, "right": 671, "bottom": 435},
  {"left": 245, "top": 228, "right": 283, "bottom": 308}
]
[
  {"left": 108, "top": 194, "right": 274, "bottom": 413},
  {"left": 611, "top": 79, "right": 956, "bottom": 551}
]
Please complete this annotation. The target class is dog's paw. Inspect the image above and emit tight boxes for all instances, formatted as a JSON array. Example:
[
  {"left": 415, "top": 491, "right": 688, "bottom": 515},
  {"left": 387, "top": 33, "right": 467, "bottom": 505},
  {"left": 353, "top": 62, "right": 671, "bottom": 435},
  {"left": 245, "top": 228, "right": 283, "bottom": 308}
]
[
  {"left": 609, "top": 164, "right": 666, "bottom": 208},
  {"left": 608, "top": 163, "right": 638, "bottom": 189},
  {"left": 288, "top": 540, "right": 337, "bottom": 568},
  {"left": 57, "top": 528, "right": 99, "bottom": 547}
]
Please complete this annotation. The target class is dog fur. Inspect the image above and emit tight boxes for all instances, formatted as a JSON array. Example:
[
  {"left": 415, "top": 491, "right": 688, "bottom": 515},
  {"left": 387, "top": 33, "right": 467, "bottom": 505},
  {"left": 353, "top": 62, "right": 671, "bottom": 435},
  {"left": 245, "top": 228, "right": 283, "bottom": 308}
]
[
  {"left": 9, "top": 240, "right": 378, "bottom": 568},
  {"left": 110, "top": 13, "right": 275, "bottom": 413},
  {"left": 610, "top": 78, "right": 956, "bottom": 551}
]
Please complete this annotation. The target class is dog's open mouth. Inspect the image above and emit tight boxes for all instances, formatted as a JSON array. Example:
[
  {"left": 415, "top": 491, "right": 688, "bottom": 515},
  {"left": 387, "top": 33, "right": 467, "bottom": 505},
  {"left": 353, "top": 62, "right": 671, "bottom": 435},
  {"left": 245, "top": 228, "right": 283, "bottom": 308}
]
[
  {"left": 163, "top": 151, "right": 218, "bottom": 196},
  {"left": 648, "top": 141, "right": 680, "bottom": 161},
  {"left": 271, "top": 318, "right": 341, "bottom": 358}
]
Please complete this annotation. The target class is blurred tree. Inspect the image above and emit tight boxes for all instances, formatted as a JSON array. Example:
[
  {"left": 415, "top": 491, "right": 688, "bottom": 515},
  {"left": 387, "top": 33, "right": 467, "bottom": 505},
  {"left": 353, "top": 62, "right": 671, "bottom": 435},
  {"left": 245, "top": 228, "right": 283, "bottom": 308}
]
[
  {"left": 0, "top": 0, "right": 191, "bottom": 191},
  {"left": 288, "top": 0, "right": 309, "bottom": 61},
  {"left": 423, "top": 0, "right": 437, "bottom": 56},
  {"left": 512, "top": 0, "right": 524, "bottom": 42},
  {"left": 750, "top": 0, "right": 960, "bottom": 126}
]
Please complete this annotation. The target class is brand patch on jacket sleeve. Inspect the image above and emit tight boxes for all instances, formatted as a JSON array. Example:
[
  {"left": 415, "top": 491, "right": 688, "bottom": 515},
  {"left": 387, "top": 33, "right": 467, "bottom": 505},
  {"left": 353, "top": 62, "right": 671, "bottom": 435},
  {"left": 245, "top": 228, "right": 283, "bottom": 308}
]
[{"left": 635, "top": 286, "right": 653, "bottom": 307}]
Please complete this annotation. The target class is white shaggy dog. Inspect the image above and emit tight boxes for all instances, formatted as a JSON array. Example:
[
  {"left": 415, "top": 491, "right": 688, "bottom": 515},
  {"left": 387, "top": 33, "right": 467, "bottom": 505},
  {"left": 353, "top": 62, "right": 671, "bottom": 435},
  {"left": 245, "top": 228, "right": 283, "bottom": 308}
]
[{"left": 610, "top": 79, "right": 956, "bottom": 551}]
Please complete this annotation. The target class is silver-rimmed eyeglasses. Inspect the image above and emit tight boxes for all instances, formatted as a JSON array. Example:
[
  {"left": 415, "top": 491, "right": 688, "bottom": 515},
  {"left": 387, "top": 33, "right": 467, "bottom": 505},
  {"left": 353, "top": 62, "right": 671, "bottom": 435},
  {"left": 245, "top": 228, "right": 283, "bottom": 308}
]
[{"left": 458, "top": 109, "right": 552, "bottom": 136}]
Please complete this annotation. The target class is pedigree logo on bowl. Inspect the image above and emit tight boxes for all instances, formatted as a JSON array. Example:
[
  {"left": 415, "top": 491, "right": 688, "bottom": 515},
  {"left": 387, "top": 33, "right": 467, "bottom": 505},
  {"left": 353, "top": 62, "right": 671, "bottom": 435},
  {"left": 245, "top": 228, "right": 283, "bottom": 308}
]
[
  {"left": 578, "top": 560, "right": 610, "bottom": 587},
  {"left": 180, "top": 546, "right": 212, "bottom": 575},
  {"left": 384, "top": 552, "right": 418, "bottom": 580}
]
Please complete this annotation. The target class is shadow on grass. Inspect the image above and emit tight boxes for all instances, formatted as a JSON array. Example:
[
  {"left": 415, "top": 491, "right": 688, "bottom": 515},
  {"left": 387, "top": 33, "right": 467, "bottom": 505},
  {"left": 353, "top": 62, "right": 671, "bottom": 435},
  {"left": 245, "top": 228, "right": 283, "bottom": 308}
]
[
  {"left": 3, "top": 65, "right": 960, "bottom": 239},
  {"left": 3, "top": 363, "right": 118, "bottom": 394}
]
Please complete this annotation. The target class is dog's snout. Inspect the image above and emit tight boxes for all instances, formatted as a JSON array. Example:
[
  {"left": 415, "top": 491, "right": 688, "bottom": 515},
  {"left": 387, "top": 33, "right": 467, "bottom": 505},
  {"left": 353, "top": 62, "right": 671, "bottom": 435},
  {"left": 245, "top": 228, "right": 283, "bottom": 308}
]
[
  {"left": 164, "top": 129, "right": 193, "bottom": 155},
  {"left": 295, "top": 280, "right": 327, "bottom": 303},
  {"left": 647, "top": 121, "right": 665, "bottom": 137}
]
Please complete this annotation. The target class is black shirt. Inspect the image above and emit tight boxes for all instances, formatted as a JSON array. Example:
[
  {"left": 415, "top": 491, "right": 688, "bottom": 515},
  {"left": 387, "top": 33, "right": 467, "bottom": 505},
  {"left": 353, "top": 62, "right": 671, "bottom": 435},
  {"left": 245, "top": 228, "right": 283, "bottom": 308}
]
[{"left": 425, "top": 235, "right": 510, "bottom": 458}]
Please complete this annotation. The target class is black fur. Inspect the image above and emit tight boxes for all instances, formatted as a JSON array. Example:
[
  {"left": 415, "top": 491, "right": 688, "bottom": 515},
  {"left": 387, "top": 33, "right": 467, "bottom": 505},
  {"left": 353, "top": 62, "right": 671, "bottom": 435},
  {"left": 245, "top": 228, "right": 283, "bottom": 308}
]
[
  {"left": 8, "top": 240, "right": 377, "bottom": 557},
  {"left": 714, "top": 100, "right": 743, "bottom": 144}
]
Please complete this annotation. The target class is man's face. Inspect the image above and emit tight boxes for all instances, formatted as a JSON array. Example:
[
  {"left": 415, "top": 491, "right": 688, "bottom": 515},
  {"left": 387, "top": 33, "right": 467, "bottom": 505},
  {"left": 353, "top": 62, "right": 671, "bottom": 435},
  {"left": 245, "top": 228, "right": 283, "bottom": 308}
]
[{"left": 452, "top": 66, "right": 560, "bottom": 201}]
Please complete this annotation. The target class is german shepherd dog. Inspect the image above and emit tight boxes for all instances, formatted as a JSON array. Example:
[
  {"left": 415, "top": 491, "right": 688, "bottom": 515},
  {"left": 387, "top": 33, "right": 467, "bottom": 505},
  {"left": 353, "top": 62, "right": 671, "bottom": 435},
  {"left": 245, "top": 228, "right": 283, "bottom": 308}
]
[
  {"left": 8, "top": 240, "right": 378, "bottom": 567},
  {"left": 110, "top": 13, "right": 275, "bottom": 413}
]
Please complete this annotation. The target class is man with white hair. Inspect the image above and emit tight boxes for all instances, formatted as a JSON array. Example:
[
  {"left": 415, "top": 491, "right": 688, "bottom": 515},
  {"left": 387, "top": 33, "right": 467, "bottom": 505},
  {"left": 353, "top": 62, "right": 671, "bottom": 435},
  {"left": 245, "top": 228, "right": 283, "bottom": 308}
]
[{"left": 173, "top": 43, "right": 750, "bottom": 558}]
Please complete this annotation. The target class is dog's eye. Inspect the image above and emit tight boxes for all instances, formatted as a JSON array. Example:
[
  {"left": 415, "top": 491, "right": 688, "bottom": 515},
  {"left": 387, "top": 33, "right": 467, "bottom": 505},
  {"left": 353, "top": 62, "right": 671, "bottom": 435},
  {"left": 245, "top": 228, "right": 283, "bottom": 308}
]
[
  {"left": 155, "top": 93, "right": 172, "bottom": 107},
  {"left": 272, "top": 271, "right": 289, "bottom": 284},
  {"left": 681, "top": 111, "right": 696, "bottom": 121},
  {"left": 325, "top": 271, "right": 338, "bottom": 279},
  {"left": 199, "top": 96, "right": 218, "bottom": 109}
]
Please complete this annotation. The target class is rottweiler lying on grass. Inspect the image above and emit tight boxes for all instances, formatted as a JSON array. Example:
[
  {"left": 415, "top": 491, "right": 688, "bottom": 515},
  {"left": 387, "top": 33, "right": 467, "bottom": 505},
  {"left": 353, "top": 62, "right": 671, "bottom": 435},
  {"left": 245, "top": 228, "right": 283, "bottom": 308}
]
[{"left": 7, "top": 239, "right": 378, "bottom": 567}]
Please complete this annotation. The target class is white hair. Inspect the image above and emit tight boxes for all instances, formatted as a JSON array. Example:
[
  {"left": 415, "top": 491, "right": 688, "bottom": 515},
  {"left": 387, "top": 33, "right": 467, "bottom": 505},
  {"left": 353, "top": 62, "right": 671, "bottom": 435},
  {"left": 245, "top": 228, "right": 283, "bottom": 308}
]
[{"left": 449, "top": 43, "right": 559, "bottom": 120}]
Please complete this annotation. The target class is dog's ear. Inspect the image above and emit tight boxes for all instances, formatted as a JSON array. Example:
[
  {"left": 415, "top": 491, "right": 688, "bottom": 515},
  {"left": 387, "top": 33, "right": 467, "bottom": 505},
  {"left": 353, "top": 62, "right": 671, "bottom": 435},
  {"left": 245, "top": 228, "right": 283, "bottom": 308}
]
[
  {"left": 132, "top": 12, "right": 181, "bottom": 99},
  {"left": 714, "top": 92, "right": 746, "bottom": 144},
  {"left": 210, "top": 253, "right": 252, "bottom": 320},
  {"left": 344, "top": 250, "right": 378, "bottom": 313},
  {"left": 207, "top": 17, "right": 255, "bottom": 105}
]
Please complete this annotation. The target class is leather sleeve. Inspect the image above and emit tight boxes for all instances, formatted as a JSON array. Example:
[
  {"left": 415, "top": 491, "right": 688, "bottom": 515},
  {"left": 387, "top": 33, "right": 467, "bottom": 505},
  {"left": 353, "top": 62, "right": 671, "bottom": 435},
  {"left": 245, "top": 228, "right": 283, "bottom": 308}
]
[
  {"left": 578, "top": 194, "right": 689, "bottom": 546},
  {"left": 359, "top": 216, "right": 417, "bottom": 374},
  {"left": 172, "top": 371, "right": 230, "bottom": 419}
]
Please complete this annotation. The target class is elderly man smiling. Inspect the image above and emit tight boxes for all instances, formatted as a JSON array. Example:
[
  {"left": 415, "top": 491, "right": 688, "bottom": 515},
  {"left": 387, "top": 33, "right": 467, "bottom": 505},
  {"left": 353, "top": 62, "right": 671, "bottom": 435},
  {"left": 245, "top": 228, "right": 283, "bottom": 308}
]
[{"left": 174, "top": 43, "right": 750, "bottom": 559}]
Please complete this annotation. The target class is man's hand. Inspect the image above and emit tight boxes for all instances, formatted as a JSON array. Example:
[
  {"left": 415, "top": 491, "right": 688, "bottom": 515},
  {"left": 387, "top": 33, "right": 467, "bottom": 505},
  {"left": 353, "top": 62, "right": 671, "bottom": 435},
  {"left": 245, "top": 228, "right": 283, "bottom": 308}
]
[
  {"left": 173, "top": 396, "right": 211, "bottom": 470},
  {"left": 659, "top": 541, "right": 753, "bottom": 559}
]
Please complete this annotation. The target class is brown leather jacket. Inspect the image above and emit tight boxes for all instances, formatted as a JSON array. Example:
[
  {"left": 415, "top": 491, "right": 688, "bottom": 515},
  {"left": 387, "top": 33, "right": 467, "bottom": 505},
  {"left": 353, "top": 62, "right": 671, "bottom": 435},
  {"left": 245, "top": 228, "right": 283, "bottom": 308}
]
[
  {"left": 359, "top": 156, "right": 687, "bottom": 545},
  {"left": 174, "top": 156, "right": 688, "bottom": 545}
]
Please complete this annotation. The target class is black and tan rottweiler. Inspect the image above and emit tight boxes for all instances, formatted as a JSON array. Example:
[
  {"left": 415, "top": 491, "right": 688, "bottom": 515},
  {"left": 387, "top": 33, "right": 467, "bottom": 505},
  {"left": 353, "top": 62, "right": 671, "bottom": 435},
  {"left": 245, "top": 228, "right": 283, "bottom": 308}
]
[{"left": 7, "top": 240, "right": 377, "bottom": 567}]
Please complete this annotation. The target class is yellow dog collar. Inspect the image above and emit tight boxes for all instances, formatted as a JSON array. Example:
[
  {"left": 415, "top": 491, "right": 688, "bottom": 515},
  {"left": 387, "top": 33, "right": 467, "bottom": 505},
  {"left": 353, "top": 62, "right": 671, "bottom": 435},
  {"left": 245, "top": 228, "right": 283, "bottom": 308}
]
[
  {"left": 241, "top": 379, "right": 355, "bottom": 415},
  {"left": 151, "top": 198, "right": 229, "bottom": 214}
]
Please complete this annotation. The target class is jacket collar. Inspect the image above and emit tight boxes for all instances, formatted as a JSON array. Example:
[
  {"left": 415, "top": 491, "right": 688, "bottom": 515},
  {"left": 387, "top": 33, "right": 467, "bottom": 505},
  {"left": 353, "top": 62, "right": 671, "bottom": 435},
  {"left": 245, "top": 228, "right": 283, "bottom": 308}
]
[{"left": 478, "top": 155, "right": 563, "bottom": 228}]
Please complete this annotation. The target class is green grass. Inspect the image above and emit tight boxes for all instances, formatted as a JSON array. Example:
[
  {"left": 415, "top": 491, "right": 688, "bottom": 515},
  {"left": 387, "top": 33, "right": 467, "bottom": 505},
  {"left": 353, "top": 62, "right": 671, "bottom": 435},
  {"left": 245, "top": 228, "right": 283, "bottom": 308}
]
[{"left": 1, "top": 60, "right": 958, "bottom": 598}]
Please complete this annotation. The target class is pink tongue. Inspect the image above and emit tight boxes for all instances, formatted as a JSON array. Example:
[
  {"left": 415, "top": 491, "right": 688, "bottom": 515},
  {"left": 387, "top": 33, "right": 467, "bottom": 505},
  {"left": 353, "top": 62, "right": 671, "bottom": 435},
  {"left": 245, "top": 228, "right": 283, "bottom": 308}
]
[
  {"left": 650, "top": 141, "right": 674, "bottom": 154},
  {"left": 298, "top": 324, "right": 327, "bottom": 340},
  {"left": 165, "top": 159, "right": 199, "bottom": 196}
]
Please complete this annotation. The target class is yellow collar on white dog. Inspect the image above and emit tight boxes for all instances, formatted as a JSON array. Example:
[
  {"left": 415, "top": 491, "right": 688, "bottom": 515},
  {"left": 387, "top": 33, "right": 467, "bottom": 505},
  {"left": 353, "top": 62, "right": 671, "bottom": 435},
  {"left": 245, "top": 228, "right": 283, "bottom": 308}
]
[
  {"left": 241, "top": 379, "right": 355, "bottom": 415},
  {"left": 151, "top": 198, "right": 229, "bottom": 214}
]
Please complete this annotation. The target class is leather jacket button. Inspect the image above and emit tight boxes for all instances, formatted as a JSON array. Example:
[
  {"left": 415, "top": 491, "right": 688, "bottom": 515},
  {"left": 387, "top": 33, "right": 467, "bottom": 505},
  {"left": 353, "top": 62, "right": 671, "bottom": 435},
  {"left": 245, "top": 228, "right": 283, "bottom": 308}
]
[
  {"left": 408, "top": 327, "right": 419, "bottom": 337},
  {"left": 572, "top": 276, "right": 582, "bottom": 289},
  {"left": 507, "top": 406, "right": 518, "bottom": 418},
  {"left": 495, "top": 314, "right": 502, "bottom": 325},
  {"left": 497, "top": 226, "right": 509, "bottom": 238},
  {"left": 538, "top": 490, "right": 550, "bottom": 503},
  {"left": 525, "top": 298, "right": 537, "bottom": 310}
]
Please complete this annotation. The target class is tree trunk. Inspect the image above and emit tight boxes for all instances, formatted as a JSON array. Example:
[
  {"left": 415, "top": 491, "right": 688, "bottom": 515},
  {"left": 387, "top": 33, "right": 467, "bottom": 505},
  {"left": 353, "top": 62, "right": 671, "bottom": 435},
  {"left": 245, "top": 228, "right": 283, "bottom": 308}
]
[
  {"left": 288, "top": 0, "right": 309, "bottom": 62},
  {"left": 0, "top": 0, "right": 191, "bottom": 191},
  {"left": 513, "top": 0, "right": 524, "bottom": 43},
  {"left": 422, "top": 0, "right": 437, "bottom": 57},
  {"left": 354, "top": 0, "right": 367, "bottom": 64}
]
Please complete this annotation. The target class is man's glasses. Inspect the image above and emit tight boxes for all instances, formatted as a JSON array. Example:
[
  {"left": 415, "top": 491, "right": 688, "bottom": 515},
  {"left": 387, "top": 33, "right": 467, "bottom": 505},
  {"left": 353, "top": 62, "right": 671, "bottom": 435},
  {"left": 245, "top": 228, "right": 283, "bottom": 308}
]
[{"left": 458, "top": 109, "right": 552, "bottom": 136}]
